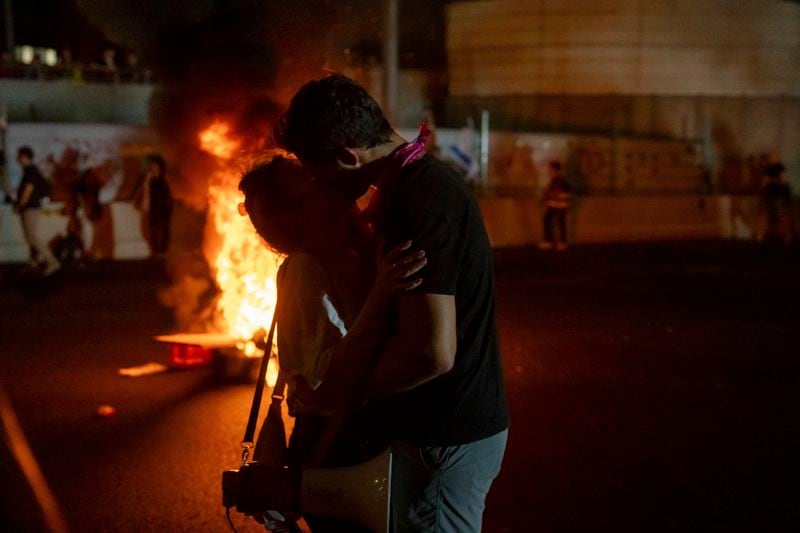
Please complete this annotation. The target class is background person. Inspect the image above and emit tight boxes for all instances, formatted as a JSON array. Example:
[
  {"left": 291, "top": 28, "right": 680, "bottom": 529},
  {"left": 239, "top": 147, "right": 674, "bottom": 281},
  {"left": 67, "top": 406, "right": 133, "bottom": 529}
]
[
  {"left": 133, "top": 154, "right": 172, "bottom": 256},
  {"left": 757, "top": 162, "right": 793, "bottom": 244},
  {"left": 539, "top": 160, "right": 572, "bottom": 251},
  {"left": 14, "top": 146, "right": 61, "bottom": 275}
]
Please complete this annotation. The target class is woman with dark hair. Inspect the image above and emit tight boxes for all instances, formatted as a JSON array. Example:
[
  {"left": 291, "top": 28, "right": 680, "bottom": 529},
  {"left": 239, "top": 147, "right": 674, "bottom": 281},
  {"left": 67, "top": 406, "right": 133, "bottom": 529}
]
[
  {"left": 239, "top": 156, "right": 425, "bottom": 532},
  {"left": 134, "top": 154, "right": 172, "bottom": 255}
]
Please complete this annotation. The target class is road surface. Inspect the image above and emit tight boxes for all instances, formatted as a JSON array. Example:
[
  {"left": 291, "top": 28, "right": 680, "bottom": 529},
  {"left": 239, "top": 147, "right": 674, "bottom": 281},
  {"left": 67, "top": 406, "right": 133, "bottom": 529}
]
[{"left": 1, "top": 242, "right": 798, "bottom": 532}]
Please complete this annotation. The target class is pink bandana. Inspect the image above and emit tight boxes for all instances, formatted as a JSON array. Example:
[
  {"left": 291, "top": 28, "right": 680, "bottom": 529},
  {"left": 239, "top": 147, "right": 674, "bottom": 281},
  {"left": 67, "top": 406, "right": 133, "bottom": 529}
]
[
  {"left": 394, "top": 122, "right": 431, "bottom": 168},
  {"left": 362, "top": 122, "right": 431, "bottom": 227}
]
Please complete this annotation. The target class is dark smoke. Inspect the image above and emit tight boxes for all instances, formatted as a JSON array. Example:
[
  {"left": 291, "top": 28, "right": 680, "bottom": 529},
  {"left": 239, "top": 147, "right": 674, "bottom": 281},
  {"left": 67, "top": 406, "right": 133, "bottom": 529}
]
[
  {"left": 76, "top": 0, "right": 381, "bottom": 331},
  {"left": 76, "top": 0, "right": 380, "bottom": 207}
]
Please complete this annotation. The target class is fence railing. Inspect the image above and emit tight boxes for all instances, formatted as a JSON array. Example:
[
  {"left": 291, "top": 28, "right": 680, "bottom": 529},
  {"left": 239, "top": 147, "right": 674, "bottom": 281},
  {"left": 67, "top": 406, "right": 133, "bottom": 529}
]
[{"left": 0, "top": 64, "right": 154, "bottom": 84}]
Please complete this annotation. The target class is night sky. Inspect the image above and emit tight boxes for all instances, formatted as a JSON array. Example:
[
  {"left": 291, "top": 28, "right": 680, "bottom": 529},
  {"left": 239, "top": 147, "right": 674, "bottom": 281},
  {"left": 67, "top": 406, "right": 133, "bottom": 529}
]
[{"left": 1, "top": 0, "right": 449, "bottom": 69}]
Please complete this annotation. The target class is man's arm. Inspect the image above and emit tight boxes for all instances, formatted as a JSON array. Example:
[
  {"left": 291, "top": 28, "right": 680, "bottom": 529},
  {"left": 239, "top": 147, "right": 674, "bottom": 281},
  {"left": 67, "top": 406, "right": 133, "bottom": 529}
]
[
  {"left": 365, "top": 291, "right": 456, "bottom": 397},
  {"left": 363, "top": 204, "right": 461, "bottom": 398},
  {"left": 15, "top": 183, "right": 33, "bottom": 212}
]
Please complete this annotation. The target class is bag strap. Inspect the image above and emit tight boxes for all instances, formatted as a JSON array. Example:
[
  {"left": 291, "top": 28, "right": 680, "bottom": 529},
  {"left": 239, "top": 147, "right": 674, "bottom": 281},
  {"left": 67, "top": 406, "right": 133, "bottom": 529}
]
[{"left": 240, "top": 310, "right": 280, "bottom": 464}]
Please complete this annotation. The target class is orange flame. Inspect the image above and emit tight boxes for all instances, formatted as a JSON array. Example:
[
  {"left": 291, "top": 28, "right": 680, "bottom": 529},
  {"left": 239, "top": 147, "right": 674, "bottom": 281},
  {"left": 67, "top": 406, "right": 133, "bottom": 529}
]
[
  {"left": 198, "top": 120, "right": 282, "bottom": 385},
  {"left": 199, "top": 121, "right": 240, "bottom": 160}
]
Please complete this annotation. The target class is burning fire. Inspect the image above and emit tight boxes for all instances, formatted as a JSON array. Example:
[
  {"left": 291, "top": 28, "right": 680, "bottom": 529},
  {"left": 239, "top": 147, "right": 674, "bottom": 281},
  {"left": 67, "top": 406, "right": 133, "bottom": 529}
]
[
  {"left": 199, "top": 120, "right": 281, "bottom": 385},
  {"left": 199, "top": 121, "right": 240, "bottom": 160}
]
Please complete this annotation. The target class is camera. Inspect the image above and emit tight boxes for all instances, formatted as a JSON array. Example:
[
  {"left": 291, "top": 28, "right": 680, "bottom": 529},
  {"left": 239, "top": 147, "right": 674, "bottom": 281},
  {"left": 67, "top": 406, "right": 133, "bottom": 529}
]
[{"left": 222, "top": 462, "right": 301, "bottom": 514}]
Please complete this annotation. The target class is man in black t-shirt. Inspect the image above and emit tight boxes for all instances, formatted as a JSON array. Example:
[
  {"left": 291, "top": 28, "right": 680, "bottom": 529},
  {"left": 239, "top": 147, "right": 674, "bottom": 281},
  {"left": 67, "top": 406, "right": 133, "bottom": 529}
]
[
  {"left": 276, "top": 75, "right": 509, "bottom": 532},
  {"left": 15, "top": 146, "right": 61, "bottom": 275}
]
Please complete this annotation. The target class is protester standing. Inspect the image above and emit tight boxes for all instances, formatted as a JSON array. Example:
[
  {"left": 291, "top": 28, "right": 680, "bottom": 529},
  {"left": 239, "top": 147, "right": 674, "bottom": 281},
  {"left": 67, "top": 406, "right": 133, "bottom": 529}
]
[
  {"left": 539, "top": 160, "right": 572, "bottom": 251},
  {"left": 14, "top": 146, "right": 61, "bottom": 275},
  {"left": 134, "top": 154, "right": 172, "bottom": 256},
  {"left": 757, "top": 162, "right": 793, "bottom": 244}
]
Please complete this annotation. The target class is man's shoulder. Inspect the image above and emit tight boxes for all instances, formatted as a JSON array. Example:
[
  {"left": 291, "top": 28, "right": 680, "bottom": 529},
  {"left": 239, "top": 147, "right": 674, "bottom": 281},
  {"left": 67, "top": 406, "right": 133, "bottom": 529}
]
[
  {"left": 408, "top": 153, "right": 463, "bottom": 185},
  {"left": 397, "top": 154, "right": 474, "bottom": 213},
  {"left": 25, "top": 165, "right": 44, "bottom": 177}
]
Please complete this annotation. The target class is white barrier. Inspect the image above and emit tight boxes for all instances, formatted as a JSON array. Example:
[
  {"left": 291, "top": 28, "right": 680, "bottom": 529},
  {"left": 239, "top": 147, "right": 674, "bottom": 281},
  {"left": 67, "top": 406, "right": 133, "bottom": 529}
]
[
  {"left": 0, "top": 202, "right": 149, "bottom": 263},
  {"left": 0, "top": 195, "right": 773, "bottom": 263}
]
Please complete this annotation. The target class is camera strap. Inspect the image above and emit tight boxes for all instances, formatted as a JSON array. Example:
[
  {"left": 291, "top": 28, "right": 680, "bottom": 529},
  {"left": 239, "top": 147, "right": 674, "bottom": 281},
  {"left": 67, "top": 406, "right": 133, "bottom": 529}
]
[{"left": 240, "top": 310, "right": 281, "bottom": 465}]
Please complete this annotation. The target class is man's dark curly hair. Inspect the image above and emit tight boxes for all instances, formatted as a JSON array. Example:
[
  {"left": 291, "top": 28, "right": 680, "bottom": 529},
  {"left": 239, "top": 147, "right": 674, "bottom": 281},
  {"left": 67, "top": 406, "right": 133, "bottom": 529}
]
[
  {"left": 274, "top": 74, "right": 393, "bottom": 164},
  {"left": 239, "top": 156, "right": 310, "bottom": 255}
]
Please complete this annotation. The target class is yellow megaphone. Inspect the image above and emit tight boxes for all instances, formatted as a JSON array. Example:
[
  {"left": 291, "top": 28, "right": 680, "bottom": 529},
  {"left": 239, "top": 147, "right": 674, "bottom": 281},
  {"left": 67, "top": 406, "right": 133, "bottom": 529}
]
[
  {"left": 300, "top": 448, "right": 392, "bottom": 532},
  {"left": 223, "top": 448, "right": 392, "bottom": 533}
]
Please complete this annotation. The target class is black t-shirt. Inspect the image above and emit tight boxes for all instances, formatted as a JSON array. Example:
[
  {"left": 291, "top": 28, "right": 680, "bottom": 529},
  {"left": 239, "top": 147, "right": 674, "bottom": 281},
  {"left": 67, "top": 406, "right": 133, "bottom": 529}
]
[
  {"left": 373, "top": 153, "right": 509, "bottom": 446},
  {"left": 149, "top": 176, "right": 172, "bottom": 213},
  {"left": 19, "top": 165, "right": 50, "bottom": 209}
]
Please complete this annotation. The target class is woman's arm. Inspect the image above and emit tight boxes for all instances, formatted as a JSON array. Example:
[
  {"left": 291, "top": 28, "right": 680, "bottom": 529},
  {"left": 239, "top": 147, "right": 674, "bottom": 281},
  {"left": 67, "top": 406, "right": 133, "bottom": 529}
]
[{"left": 302, "top": 241, "right": 426, "bottom": 407}]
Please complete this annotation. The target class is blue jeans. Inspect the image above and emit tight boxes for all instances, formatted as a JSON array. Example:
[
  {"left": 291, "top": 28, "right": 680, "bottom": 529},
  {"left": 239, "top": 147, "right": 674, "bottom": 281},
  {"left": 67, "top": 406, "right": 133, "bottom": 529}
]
[{"left": 391, "top": 429, "right": 508, "bottom": 533}]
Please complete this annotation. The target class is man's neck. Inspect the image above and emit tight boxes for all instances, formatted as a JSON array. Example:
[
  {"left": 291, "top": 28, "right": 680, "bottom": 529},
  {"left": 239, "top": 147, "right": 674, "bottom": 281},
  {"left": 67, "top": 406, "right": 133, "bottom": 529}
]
[{"left": 358, "top": 133, "right": 406, "bottom": 165}]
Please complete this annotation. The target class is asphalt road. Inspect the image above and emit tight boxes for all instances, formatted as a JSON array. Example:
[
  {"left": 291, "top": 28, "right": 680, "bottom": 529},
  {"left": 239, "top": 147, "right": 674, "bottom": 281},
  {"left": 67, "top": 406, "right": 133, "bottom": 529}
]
[{"left": 1, "top": 242, "right": 798, "bottom": 532}]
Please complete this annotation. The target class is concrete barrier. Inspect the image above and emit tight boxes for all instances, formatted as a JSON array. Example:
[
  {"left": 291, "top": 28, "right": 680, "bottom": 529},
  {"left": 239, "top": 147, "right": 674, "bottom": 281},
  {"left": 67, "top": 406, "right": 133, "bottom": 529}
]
[
  {"left": 0, "top": 195, "right": 785, "bottom": 262},
  {"left": 478, "top": 194, "right": 766, "bottom": 247},
  {"left": 0, "top": 202, "right": 149, "bottom": 263}
]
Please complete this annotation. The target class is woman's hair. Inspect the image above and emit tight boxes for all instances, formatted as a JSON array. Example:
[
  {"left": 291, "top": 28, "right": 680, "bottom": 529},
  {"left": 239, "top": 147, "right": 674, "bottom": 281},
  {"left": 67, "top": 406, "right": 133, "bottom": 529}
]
[{"left": 239, "top": 155, "right": 311, "bottom": 255}]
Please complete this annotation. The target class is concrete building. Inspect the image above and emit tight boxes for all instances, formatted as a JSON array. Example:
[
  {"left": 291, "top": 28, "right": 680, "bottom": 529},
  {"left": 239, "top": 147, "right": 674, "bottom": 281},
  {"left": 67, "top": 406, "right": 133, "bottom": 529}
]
[{"left": 445, "top": 0, "right": 800, "bottom": 245}]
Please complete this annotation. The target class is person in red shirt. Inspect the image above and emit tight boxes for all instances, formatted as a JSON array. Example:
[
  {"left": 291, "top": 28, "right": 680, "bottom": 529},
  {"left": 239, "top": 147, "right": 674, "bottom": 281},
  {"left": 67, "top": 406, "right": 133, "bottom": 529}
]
[{"left": 539, "top": 160, "right": 572, "bottom": 251}]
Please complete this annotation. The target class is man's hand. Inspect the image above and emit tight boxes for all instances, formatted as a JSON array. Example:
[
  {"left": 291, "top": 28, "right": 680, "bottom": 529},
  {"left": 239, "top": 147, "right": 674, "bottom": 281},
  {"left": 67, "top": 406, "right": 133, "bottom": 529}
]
[{"left": 373, "top": 240, "right": 426, "bottom": 296}]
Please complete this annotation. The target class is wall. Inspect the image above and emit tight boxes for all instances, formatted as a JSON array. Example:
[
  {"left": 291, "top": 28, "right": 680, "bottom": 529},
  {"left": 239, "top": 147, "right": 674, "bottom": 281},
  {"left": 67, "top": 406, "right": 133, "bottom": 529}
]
[
  {"left": 2, "top": 123, "right": 158, "bottom": 210},
  {"left": 0, "top": 80, "right": 153, "bottom": 124},
  {"left": 477, "top": 194, "right": 776, "bottom": 247},
  {"left": 445, "top": 0, "right": 800, "bottom": 192},
  {"left": 447, "top": 0, "right": 800, "bottom": 97},
  {"left": 401, "top": 126, "right": 706, "bottom": 195},
  {"left": 445, "top": 94, "right": 800, "bottom": 194},
  {"left": 0, "top": 123, "right": 158, "bottom": 263},
  {"left": 0, "top": 195, "right": 782, "bottom": 262}
]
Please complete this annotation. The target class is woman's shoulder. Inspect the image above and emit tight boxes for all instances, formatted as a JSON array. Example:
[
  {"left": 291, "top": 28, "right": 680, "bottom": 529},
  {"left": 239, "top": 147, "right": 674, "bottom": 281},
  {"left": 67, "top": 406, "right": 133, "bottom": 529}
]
[
  {"left": 279, "top": 252, "right": 330, "bottom": 291},
  {"left": 281, "top": 251, "right": 324, "bottom": 274}
]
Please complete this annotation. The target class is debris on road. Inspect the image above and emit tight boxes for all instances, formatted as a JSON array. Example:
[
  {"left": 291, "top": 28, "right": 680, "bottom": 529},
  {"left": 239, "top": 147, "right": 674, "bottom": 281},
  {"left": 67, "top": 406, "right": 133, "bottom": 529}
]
[
  {"left": 118, "top": 362, "right": 169, "bottom": 377},
  {"left": 95, "top": 405, "right": 117, "bottom": 418}
]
